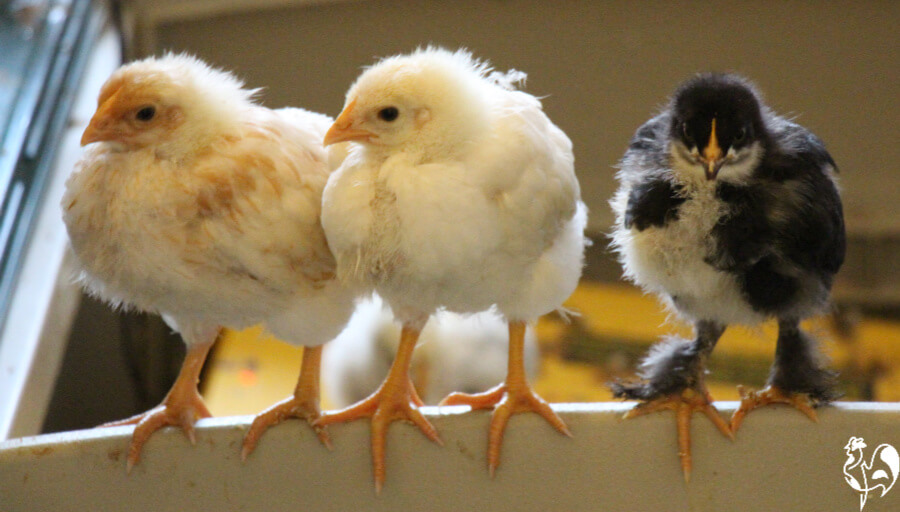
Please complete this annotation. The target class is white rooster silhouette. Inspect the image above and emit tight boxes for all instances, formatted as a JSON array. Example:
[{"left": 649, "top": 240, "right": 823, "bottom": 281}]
[{"left": 843, "top": 436, "right": 900, "bottom": 511}]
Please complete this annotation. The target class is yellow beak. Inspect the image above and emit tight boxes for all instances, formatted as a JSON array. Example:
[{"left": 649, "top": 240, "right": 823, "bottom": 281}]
[
  {"left": 81, "top": 87, "right": 123, "bottom": 146},
  {"left": 324, "top": 99, "right": 376, "bottom": 146},
  {"left": 701, "top": 118, "right": 724, "bottom": 180}
]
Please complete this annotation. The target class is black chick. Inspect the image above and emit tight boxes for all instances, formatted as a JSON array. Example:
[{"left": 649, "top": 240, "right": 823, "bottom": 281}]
[{"left": 609, "top": 73, "right": 846, "bottom": 481}]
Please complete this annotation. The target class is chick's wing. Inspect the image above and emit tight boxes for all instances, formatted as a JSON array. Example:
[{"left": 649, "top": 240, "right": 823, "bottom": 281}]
[
  {"left": 182, "top": 110, "right": 336, "bottom": 292},
  {"left": 471, "top": 91, "right": 579, "bottom": 257}
]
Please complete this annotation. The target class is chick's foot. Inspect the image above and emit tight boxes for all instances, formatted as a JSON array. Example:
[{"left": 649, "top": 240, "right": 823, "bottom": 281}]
[
  {"left": 315, "top": 324, "right": 440, "bottom": 494},
  {"left": 442, "top": 381, "right": 570, "bottom": 476},
  {"left": 730, "top": 385, "right": 819, "bottom": 434},
  {"left": 103, "top": 387, "right": 211, "bottom": 472},
  {"left": 440, "top": 321, "right": 570, "bottom": 476},
  {"left": 620, "top": 386, "right": 732, "bottom": 483},
  {"left": 102, "top": 341, "right": 213, "bottom": 472},
  {"left": 242, "top": 345, "right": 331, "bottom": 459},
  {"left": 317, "top": 376, "right": 440, "bottom": 493},
  {"left": 242, "top": 396, "right": 329, "bottom": 458}
]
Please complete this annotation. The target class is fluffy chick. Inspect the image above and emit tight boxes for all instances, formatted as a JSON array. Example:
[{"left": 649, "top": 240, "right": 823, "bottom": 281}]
[
  {"left": 318, "top": 47, "right": 587, "bottom": 490},
  {"left": 62, "top": 54, "right": 355, "bottom": 470},
  {"left": 609, "top": 73, "right": 845, "bottom": 480}
]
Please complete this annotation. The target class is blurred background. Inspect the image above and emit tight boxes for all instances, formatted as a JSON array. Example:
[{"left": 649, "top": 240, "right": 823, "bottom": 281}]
[{"left": 0, "top": 0, "right": 897, "bottom": 437}]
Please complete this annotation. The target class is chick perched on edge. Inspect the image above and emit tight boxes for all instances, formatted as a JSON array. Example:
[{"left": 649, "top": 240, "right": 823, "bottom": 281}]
[
  {"left": 609, "top": 73, "right": 845, "bottom": 481},
  {"left": 62, "top": 54, "right": 355, "bottom": 470},
  {"left": 318, "top": 47, "right": 588, "bottom": 491}
]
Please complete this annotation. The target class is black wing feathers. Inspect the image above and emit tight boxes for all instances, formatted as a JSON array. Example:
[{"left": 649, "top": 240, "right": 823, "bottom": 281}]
[
  {"left": 713, "top": 119, "right": 845, "bottom": 312},
  {"left": 625, "top": 180, "right": 685, "bottom": 231}
]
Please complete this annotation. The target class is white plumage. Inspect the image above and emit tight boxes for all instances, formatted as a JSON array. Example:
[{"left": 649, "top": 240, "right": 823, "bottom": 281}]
[
  {"left": 318, "top": 47, "right": 587, "bottom": 489},
  {"left": 611, "top": 182, "right": 764, "bottom": 326},
  {"left": 62, "top": 54, "right": 354, "bottom": 469},
  {"left": 322, "top": 48, "right": 586, "bottom": 323}
]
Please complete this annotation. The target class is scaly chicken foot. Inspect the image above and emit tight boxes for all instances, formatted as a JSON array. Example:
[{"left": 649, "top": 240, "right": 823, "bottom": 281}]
[
  {"left": 102, "top": 341, "right": 214, "bottom": 472},
  {"left": 242, "top": 345, "right": 331, "bottom": 460},
  {"left": 441, "top": 321, "right": 570, "bottom": 476},
  {"left": 315, "top": 323, "right": 441, "bottom": 494},
  {"left": 442, "top": 381, "right": 570, "bottom": 477},
  {"left": 623, "top": 386, "right": 732, "bottom": 483},
  {"left": 730, "top": 385, "right": 818, "bottom": 434}
]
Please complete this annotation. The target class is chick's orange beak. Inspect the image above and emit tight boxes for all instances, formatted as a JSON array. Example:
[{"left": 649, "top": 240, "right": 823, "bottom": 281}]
[
  {"left": 701, "top": 118, "right": 724, "bottom": 180},
  {"left": 81, "top": 87, "right": 123, "bottom": 146},
  {"left": 324, "top": 99, "right": 375, "bottom": 146}
]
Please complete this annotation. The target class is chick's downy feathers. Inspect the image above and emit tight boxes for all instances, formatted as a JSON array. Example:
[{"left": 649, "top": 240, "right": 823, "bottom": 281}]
[
  {"left": 608, "top": 72, "right": 845, "bottom": 480},
  {"left": 323, "top": 47, "right": 586, "bottom": 322},
  {"left": 318, "top": 47, "right": 586, "bottom": 488},
  {"left": 63, "top": 54, "right": 355, "bottom": 468},
  {"left": 66, "top": 54, "right": 352, "bottom": 340}
]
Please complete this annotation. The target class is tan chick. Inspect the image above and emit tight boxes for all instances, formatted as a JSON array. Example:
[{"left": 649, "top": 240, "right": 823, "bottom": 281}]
[{"left": 62, "top": 54, "right": 354, "bottom": 470}]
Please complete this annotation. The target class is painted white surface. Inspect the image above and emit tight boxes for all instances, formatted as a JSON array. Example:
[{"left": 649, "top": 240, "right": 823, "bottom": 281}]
[{"left": 1, "top": 402, "right": 899, "bottom": 511}]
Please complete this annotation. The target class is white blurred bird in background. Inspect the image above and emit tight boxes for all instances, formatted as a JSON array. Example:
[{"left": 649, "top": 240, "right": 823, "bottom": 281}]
[
  {"left": 62, "top": 54, "right": 354, "bottom": 470},
  {"left": 318, "top": 47, "right": 587, "bottom": 490},
  {"left": 323, "top": 294, "right": 540, "bottom": 407}
]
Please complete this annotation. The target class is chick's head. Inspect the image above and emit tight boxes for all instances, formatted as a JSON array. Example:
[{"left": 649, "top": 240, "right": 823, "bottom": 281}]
[
  {"left": 324, "top": 48, "right": 500, "bottom": 160},
  {"left": 81, "top": 54, "right": 256, "bottom": 158},
  {"left": 669, "top": 73, "right": 767, "bottom": 181}
]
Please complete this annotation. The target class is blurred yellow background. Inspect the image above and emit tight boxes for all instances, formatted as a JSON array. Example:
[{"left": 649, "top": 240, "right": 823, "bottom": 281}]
[{"left": 203, "top": 281, "right": 900, "bottom": 417}]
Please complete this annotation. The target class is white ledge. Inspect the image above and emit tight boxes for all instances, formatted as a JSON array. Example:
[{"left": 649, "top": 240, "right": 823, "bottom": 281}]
[{"left": 1, "top": 402, "right": 899, "bottom": 511}]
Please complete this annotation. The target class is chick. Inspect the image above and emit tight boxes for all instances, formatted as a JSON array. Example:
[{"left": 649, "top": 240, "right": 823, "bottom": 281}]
[
  {"left": 323, "top": 294, "right": 541, "bottom": 407},
  {"left": 610, "top": 73, "right": 845, "bottom": 480},
  {"left": 62, "top": 54, "right": 355, "bottom": 470},
  {"left": 319, "top": 47, "right": 587, "bottom": 490}
]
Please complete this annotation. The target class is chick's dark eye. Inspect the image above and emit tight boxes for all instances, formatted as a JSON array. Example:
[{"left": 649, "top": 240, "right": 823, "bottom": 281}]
[
  {"left": 378, "top": 107, "right": 399, "bottom": 122},
  {"left": 733, "top": 127, "right": 747, "bottom": 143},
  {"left": 135, "top": 106, "right": 156, "bottom": 122},
  {"left": 681, "top": 122, "right": 693, "bottom": 143}
]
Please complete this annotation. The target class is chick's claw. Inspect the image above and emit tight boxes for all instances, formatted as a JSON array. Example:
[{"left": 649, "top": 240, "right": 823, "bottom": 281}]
[
  {"left": 442, "top": 382, "right": 571, "bottom": 477},
  {"left": 623, "top": 387, "right": 732, "bottom": 483},
  {"left": 103, "top": 390, "right": 212, "bottom": 472},
  {"left": 731, "top": 385, "right": 818, "bottom": 434},
  {"left": 243, "top": 346, "right": 332, "bottom": 459},
  {"left": 241, "top": 397, "right": 331, "bottom": 461},
  {"left": 316, "top": 375, "right": 441, "bottom": 494},
  {"left": 100, "top": 340, "right": 215, "bottom": 472}
]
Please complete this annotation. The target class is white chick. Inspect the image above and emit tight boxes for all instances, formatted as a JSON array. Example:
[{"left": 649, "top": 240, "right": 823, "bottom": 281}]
[
  {"left": 62, "top": 54, "right": 355, "bottom": 470},
  {"left": 319, "top": 47, "right": 587, "bottom": 490},
  {"left": 323, "top": 294, "right": 540, "bottom": 407}
]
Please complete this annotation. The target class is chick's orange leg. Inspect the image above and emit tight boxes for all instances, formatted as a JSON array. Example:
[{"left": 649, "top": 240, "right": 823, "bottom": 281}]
[
  {"left": 441, "top": 321, "right": 571, "bottom": 476},
  {"left": 315, "top": 323, "right": 441, "bottom": 493},
  {"left": 102, "top": 340, "right": 215, "bottom": 472},
  {"left": 623, "top": 385, "right": 732, "bottom": 483},
  {"left": 730, "top": 385, "right": 818, "bottom": 434},
  {"left": 242, "top": 345, "right": 330, "bottom": 460}
]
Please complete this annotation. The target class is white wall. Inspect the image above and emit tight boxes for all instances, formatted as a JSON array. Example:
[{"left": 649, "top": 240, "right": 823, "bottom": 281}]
[{"left": 126, "top": 0, "right": 900, "bottom": 235}]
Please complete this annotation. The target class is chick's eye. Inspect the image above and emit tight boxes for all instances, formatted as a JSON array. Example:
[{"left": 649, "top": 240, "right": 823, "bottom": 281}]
[
  {"left": 135, "top": 106, "right": 156, "bottom": 122},
  {"left": 378, "top": 107, "right": 399, "bottom": 122},
  {"left": 733, "top": 127, "right": 747, "bottom": 143},
  {"left": 681, "top": 122, "right": 693, "bottom": 143}
]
